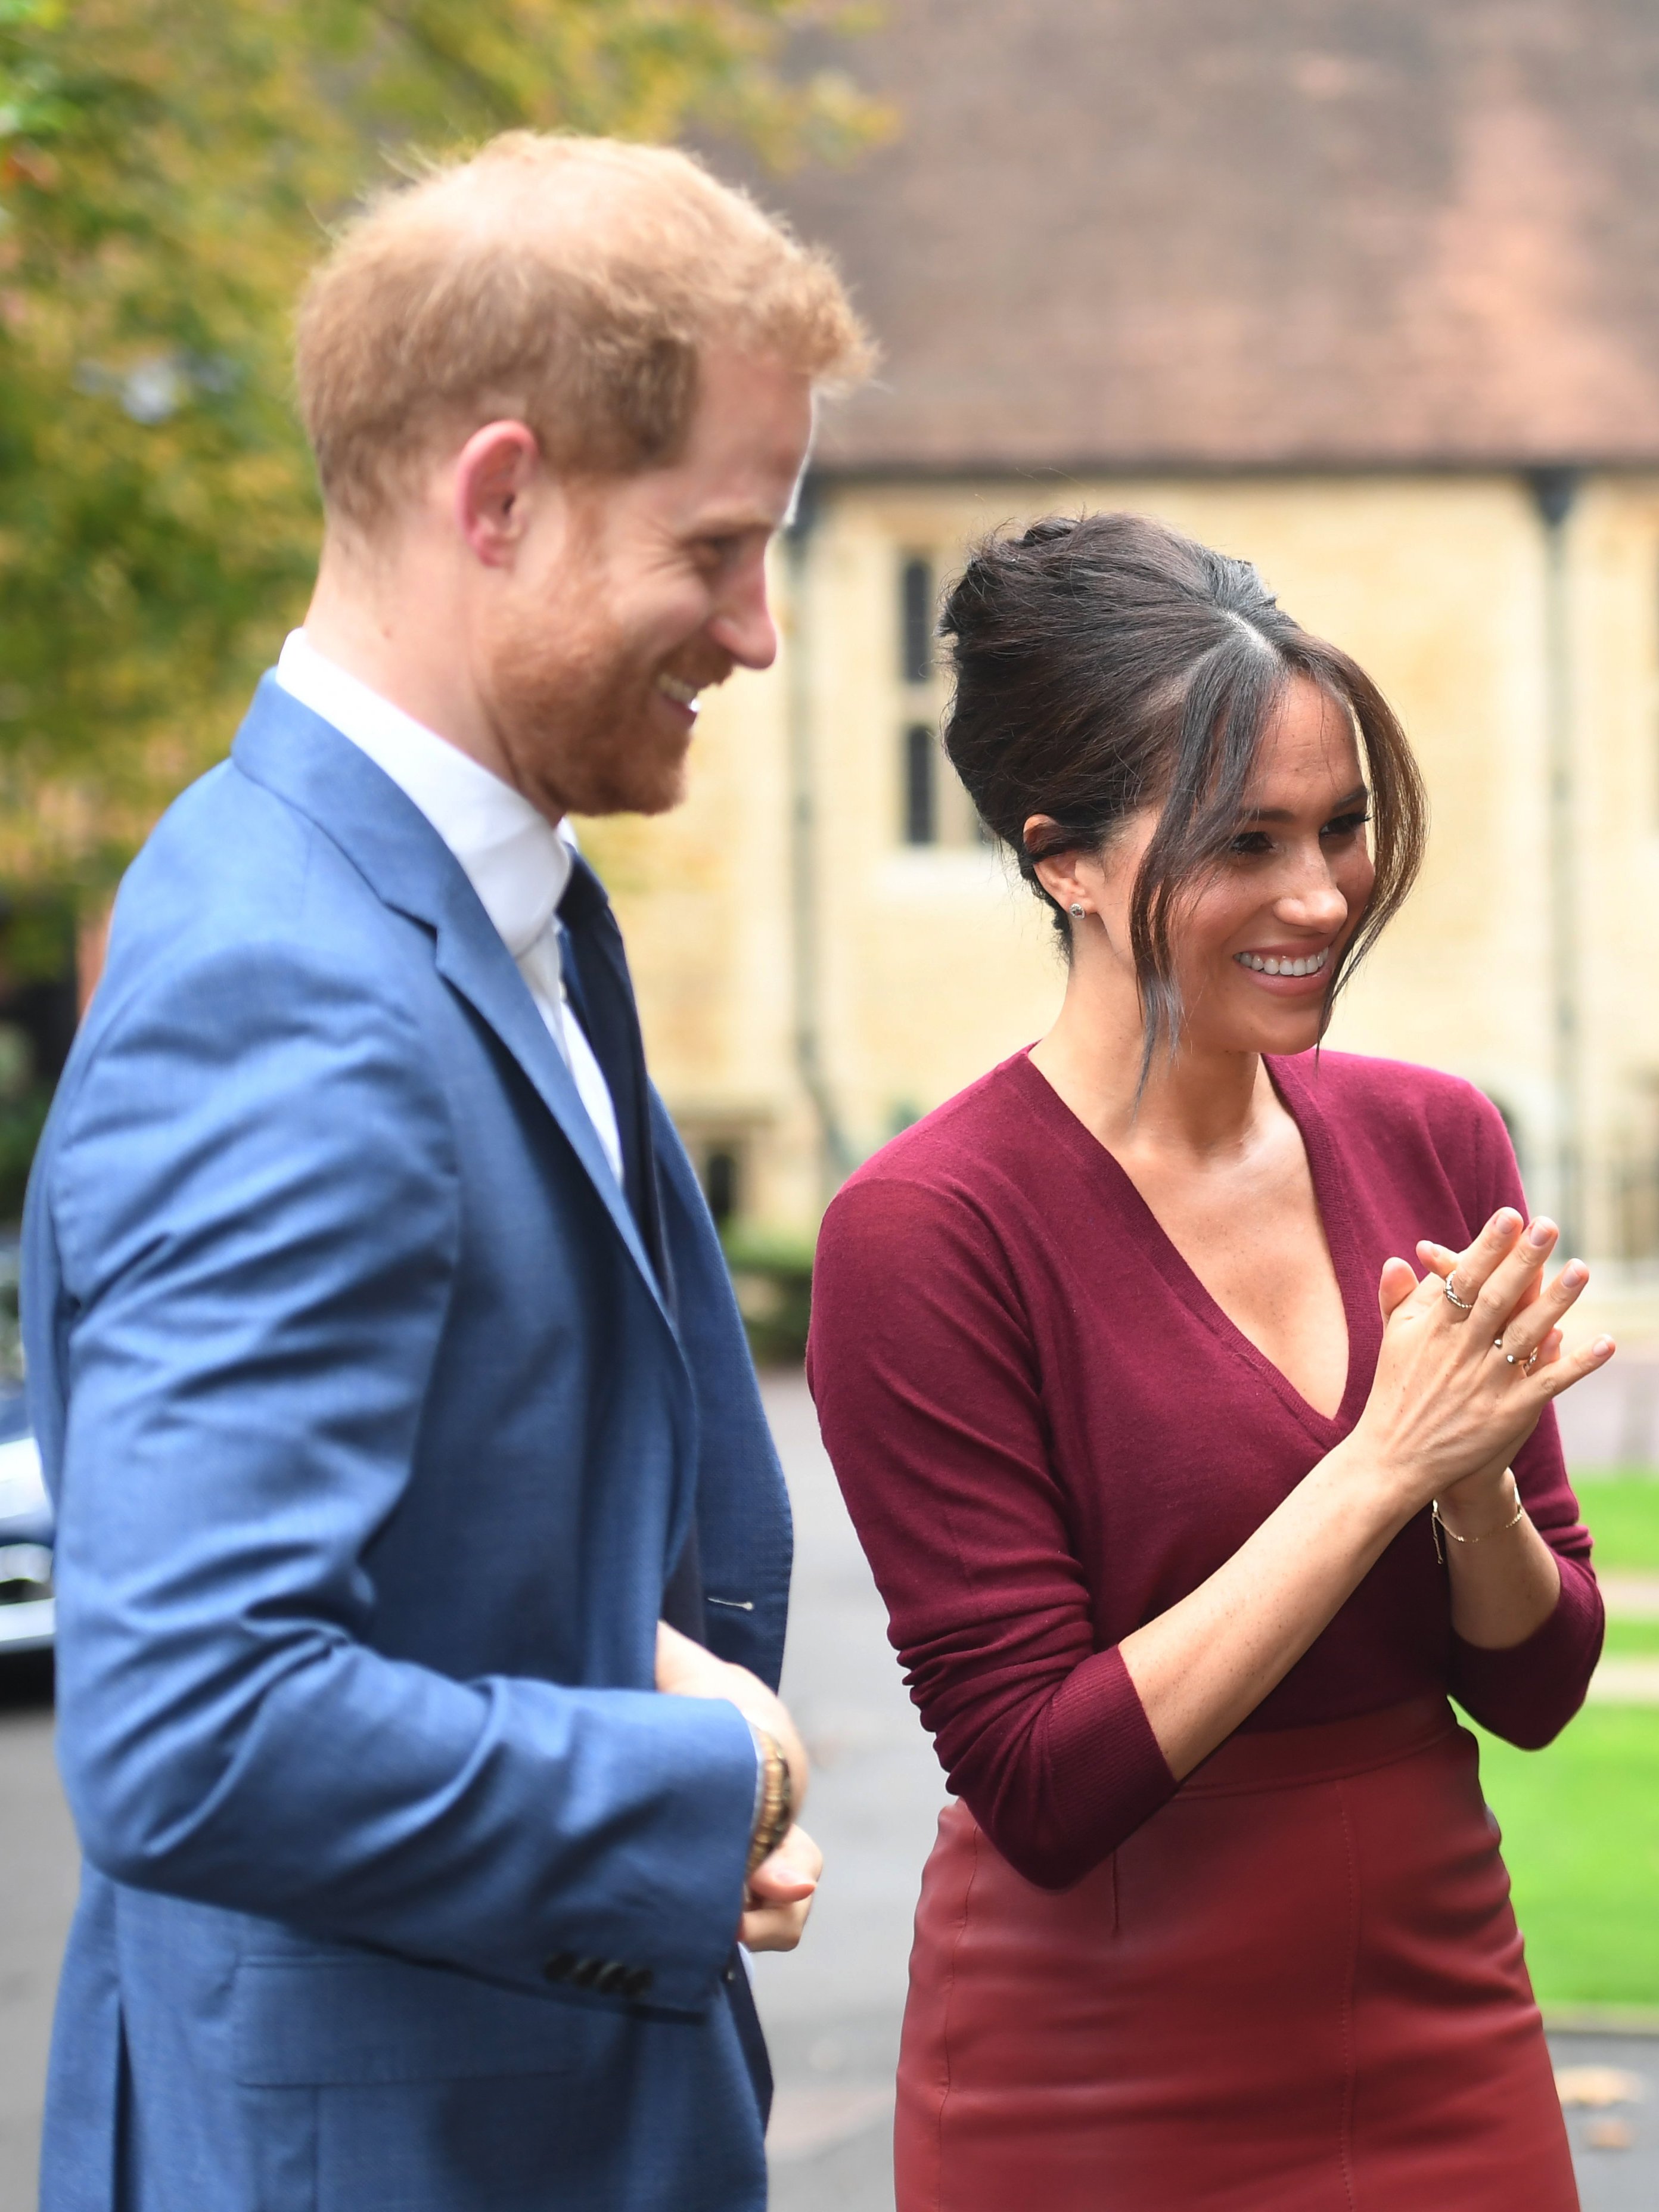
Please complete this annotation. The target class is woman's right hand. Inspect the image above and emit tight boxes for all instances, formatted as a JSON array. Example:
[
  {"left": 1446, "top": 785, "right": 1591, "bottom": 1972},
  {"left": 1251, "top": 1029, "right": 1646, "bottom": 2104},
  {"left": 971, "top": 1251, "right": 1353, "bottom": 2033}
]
[{"left": 1350, "top": 1208, "right": 1613, "bottom": 1514}]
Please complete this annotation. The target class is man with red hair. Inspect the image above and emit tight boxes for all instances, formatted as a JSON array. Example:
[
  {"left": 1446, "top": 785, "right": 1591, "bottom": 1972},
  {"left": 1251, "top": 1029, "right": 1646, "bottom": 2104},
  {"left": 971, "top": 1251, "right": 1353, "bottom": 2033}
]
[{"left": 24, "top": 133, "right": 868, "bottom": 2212}]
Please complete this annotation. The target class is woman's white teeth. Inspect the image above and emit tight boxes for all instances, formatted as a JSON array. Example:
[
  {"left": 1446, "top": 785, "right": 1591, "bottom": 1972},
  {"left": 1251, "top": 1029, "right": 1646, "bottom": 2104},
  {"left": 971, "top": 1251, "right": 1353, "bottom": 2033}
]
[
  {"left": 656, "top": 674, "right": 700, "bottom": 707},
  {"left": 1235, "top": 948, "right": 1330, "bottom": 977}
]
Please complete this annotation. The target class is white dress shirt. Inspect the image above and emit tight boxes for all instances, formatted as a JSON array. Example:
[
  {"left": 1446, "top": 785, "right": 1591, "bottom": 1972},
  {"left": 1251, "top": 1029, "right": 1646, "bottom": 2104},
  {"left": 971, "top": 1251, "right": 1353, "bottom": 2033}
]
[{"left": 273, "top": 630, "right": 625, "bottom": 1185}]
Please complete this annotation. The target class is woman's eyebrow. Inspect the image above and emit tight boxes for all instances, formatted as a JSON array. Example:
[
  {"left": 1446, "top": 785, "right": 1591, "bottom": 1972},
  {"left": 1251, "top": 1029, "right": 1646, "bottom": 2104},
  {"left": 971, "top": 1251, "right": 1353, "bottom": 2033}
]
[{"left": 1241, "top": 783, "right": 1370, "bottom": 824}]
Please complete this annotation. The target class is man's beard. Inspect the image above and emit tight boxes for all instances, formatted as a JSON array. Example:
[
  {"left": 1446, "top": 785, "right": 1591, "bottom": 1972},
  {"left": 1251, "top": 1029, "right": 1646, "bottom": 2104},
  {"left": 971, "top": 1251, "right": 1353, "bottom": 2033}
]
[{"left": 486, "top": 588, "right": 726, "bottom": 821}]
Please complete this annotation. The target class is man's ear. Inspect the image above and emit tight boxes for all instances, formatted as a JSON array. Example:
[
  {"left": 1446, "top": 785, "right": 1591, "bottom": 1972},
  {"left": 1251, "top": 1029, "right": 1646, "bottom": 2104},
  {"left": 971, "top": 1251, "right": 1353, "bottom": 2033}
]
[{"left": 453, "top": 420, "right": 542, "bottom": 567}]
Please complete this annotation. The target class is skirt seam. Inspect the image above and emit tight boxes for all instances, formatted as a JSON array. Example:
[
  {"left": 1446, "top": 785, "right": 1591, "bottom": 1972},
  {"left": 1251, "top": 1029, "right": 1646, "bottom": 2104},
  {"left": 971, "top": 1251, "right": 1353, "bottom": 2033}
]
[
  {"left": 931, "top": 1812, "right": 983, "bottom": 2212},
  {"left": 1335, "top": 1776, "right": 1360, "bottom": 2212}
]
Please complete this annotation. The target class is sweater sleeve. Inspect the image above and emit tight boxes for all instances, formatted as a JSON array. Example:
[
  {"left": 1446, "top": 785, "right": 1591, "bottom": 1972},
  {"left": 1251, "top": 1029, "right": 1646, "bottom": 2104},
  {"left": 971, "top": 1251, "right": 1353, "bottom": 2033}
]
[
  {"left": 808, "top": 1173, "right": 1176, "bottom": 1889},
  {"left": 1443, "top": 1090, "right": 1604, "bottom": 1747}
]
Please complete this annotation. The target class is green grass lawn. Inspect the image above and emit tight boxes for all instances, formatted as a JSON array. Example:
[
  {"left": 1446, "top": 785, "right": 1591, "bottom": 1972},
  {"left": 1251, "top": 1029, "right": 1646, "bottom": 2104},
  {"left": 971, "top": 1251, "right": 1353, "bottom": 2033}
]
[
  {"left": 1601, "top": 1617, "right": 1659, "bottom": 1654},
  {"left": 1564, "top": 1473, "right": 1659, "bottom": 1573},
  {"left": 1470, "top": 1472, "right": 1659, "bottom": 2011}
]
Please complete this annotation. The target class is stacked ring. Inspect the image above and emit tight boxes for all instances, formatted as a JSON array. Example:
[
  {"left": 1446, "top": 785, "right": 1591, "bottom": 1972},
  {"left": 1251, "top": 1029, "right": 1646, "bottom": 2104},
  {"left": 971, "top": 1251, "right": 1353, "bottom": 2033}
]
[{"left": 1493, "top": 1337, "right": 1540, "bottom": 1374}]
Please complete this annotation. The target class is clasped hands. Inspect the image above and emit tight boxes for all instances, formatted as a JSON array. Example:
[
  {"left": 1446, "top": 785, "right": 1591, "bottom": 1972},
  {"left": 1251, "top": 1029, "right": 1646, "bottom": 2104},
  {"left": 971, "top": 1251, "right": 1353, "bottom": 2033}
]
[
  {"left": 1358, "top": 1206, "right": 1614, "bottom": 1529},
  {"left": 654, "top": 1620, "right": 821, "bottom": 1954}
]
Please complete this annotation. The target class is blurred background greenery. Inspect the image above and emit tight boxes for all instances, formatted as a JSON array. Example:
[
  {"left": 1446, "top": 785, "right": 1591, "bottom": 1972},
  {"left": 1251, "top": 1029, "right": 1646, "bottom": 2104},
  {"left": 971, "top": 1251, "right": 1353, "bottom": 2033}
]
[{"left": 722, "top": 1226, "right": 815, "bottom": 1366}]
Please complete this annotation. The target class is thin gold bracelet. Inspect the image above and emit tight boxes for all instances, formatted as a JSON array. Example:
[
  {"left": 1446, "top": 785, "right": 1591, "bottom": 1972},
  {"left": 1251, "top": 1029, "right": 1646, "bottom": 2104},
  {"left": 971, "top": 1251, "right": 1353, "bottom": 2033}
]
[{"left": 1431, "top": 1475, "right": 1526, "bottom": 1564}]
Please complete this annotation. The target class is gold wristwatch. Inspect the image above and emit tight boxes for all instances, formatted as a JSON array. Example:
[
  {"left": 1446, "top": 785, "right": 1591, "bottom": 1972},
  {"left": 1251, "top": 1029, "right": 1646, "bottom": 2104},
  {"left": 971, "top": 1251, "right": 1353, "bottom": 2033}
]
[{"left": 747, "top": 1726, "right": 794, "bottom": 1877}]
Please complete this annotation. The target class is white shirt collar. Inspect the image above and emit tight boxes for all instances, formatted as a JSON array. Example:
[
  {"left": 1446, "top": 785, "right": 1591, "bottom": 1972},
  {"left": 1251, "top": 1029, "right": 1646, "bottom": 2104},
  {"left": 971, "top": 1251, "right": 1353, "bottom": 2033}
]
[{"left": 272, "top": 629, "right": 572, "bottom": 957}]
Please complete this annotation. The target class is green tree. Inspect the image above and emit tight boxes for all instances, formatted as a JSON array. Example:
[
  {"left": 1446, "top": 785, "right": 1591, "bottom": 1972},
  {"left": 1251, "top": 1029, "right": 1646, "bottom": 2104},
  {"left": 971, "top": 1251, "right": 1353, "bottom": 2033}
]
[{"left": 0, "top": 0, "right": 883, "bottom": 894}]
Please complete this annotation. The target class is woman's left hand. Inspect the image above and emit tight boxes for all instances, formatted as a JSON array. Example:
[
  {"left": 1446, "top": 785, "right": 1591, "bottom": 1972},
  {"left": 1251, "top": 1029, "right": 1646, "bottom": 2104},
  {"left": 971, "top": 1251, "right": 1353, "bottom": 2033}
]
[
  {"left": 1411, "top": 1222, "right": 1578, "bottom": 1644},
  {"left": 1415, "top": 1234, "right": 1564, "bottom": 1376},
  {"left": 1414, "top": 1223, "right": 1567, "bottom": 1511}
]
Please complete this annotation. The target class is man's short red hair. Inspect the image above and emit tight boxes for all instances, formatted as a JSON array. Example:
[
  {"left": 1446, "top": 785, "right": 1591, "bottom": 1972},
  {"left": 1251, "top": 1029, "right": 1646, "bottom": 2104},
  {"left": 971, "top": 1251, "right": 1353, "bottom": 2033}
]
[{"left": 296, "top": 132, "right": 871, "bottom": 530}]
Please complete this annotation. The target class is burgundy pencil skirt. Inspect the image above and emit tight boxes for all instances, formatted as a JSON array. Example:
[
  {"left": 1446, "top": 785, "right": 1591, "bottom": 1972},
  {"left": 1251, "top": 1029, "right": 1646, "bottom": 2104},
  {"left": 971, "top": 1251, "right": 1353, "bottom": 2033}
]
[{"left": 896, "top": 1696, "right": 1577, "bottom": 2211}]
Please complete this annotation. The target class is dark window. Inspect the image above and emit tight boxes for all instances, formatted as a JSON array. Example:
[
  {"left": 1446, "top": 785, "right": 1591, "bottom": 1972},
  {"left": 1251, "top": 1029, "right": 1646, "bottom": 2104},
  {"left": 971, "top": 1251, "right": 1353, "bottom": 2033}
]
[
  {"left": 901, "top": 557, "right": 934, "bottom": 685},
  {"left": 703, "top": 1148, "right": 740, "bottom": 1225},
  {"left": 904, "top": 724, "right": 936, "bottom": 845}
]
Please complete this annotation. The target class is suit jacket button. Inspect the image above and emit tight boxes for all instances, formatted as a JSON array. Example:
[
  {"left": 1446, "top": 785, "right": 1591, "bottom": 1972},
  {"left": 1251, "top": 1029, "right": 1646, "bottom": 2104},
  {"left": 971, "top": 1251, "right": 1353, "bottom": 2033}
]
[
  {"left": 568, "top": 1958, "right": 605, "bottom": 1989},
  {"left": 622, "top": 1967, "right": 654, "bottom": 2000},
  {"left": 594, "top": 1963, "right": 630, "bottom": 1995},
  {"left": 542, "top": 1952, "right": 577, "bottom": 1984}
]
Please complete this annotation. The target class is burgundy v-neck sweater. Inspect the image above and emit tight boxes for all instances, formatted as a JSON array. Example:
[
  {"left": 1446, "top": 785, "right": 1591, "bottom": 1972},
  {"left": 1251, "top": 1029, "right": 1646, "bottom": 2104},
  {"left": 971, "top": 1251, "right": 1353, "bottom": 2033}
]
[{"left": 807, "top": 1049, "right": 1603, "bottom": 1890}]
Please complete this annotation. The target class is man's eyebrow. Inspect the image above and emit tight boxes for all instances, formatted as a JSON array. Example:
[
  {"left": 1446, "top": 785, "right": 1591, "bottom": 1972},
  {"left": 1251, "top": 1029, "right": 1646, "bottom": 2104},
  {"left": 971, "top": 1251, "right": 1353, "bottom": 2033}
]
[
  {"left": 1240, "top": 784, "right": 1369, "bottom": 825},
  {"left": 680, "top": 505, "right": 779, "bottom": 537}
]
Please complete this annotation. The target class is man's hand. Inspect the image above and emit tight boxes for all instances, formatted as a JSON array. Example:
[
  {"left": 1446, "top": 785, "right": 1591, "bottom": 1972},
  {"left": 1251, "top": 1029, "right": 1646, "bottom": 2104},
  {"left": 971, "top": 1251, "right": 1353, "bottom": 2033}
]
[
  {"left": 654, "top": 1620, "right": 810, "bottom": 1810},
  {"left": 740, "top": 1823, "right": 821, "bottom": 1953},
  {"left": 655, "top": 1623, "right": 818, "bottom": 1949}
]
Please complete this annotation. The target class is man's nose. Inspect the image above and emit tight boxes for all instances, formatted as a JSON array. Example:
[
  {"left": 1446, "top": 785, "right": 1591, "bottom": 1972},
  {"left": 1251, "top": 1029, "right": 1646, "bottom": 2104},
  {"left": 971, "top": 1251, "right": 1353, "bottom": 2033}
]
[{"left": 708, "top": 565, "right": 779, "bottom": 672}]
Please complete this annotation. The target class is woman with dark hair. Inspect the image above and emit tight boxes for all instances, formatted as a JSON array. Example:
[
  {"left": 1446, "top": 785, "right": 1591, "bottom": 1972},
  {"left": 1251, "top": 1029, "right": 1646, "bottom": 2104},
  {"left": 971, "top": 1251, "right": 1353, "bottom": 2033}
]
[{"left": 808, "top": 513, "right": 1610, "bottom": 2211}]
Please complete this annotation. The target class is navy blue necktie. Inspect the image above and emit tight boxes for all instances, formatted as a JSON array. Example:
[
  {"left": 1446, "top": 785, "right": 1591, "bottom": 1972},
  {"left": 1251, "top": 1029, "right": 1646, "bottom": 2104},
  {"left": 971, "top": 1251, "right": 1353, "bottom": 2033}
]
[
  {"left": 555, "top": 856, "right": 666, "bottom": 1285},
  {"left": 557, "top": 856, "right": 704, "bottom": 1636}
]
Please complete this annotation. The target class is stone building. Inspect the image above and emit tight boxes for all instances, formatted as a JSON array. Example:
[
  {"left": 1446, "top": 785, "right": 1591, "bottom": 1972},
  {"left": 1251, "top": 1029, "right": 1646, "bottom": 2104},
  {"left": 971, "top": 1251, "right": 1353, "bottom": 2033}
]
[{"left": 585, "top": 0, "right": 1659, "bottom": 1329}]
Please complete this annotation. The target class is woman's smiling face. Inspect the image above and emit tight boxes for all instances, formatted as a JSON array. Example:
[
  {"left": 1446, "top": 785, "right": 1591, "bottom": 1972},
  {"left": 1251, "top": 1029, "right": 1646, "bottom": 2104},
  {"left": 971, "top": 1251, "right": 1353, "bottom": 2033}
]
[{"left": 1080, "top": 675, "right": 1377, "bottom": 1058}]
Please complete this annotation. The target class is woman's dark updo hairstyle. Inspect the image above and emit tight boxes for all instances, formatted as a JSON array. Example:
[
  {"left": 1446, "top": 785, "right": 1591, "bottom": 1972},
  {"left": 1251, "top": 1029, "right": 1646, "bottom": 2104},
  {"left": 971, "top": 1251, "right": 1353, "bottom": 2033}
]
[{"left": 940, "top": 511, "right": 1427, "bottom": 1078}]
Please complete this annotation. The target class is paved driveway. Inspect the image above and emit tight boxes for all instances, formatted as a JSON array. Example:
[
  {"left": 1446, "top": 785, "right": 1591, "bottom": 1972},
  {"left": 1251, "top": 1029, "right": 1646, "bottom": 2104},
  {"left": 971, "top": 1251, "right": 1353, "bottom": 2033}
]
[
  {"left": 751, "top": 1377, "right": 944, "bottom": 2209},
  {"left": 0, "top": 1662, "right": 71, "bottom": 2212}
]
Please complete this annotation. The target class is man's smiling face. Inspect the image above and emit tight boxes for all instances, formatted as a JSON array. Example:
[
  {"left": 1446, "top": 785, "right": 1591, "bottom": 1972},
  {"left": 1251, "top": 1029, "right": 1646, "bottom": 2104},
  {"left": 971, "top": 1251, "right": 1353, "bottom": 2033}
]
[{"left": 477, "top": 345, "right": 815, "bottom": 821}]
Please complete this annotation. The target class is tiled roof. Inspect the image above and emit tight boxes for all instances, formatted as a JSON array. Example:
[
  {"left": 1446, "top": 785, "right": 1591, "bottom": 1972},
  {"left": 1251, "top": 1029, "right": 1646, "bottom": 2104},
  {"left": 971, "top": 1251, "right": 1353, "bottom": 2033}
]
[{"left": 760, "top": 0, "right": 1659, "bottom": 471}]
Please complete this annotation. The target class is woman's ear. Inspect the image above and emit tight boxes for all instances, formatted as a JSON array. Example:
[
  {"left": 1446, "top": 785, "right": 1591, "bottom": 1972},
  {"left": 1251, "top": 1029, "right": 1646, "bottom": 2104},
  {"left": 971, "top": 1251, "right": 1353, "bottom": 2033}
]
[{"left": 1026, "top": 817, "right": 1091, "bottom": 918}]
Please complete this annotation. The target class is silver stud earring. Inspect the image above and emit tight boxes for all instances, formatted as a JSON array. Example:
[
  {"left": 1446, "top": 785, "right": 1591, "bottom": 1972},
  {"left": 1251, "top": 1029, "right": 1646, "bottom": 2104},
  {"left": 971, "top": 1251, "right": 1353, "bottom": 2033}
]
[{"left": 1068, "top": 903, "right": 1086, "bottom": 918}]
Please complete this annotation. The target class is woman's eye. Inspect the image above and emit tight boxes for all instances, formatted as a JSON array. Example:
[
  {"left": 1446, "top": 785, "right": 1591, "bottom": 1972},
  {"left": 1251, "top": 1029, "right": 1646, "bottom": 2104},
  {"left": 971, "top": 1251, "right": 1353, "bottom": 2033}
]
[{"left": 1228, "top": 810, "right": 1370, "bottom": 856}]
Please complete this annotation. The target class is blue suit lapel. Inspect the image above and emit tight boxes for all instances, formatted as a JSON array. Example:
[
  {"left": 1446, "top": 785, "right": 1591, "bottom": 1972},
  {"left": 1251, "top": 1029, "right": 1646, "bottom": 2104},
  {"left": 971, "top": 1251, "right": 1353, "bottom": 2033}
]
[{"left": 230, "top": 678, "right": 673, "bottom": 1326}]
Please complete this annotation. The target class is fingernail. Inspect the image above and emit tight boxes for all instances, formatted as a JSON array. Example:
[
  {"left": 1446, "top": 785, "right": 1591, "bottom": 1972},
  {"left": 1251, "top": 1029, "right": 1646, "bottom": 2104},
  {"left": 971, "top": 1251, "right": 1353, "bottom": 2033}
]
[
  {"left": 1561, "top": 1260, "right": 1587, "bottom": 1288},
  {"left": 1593, "top": 1336, "right": 1615, "bottom": 1358},
  {"left": 1493, "top": 1210, "right": 1520, "bottom": 1235},
  {"left": 1527, "top": 1219, "right": 1557, "bottom": 1248}
]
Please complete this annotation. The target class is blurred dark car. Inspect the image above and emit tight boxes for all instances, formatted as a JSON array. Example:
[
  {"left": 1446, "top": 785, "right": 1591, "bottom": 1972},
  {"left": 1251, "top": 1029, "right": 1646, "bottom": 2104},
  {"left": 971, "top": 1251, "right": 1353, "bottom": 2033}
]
[
  {"left": 0, "top": 1393, "right": 51, "bottom": 1657},
  {"left": 0, "top": 1232, "right": 50, "bottom": 1658}
]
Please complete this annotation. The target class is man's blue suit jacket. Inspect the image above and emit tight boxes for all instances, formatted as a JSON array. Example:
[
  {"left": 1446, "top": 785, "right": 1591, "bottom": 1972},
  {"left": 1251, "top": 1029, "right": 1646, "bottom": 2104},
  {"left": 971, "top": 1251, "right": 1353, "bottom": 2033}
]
[{"left": 21, "top": 679, "right": 793, "bottom": 2212}]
